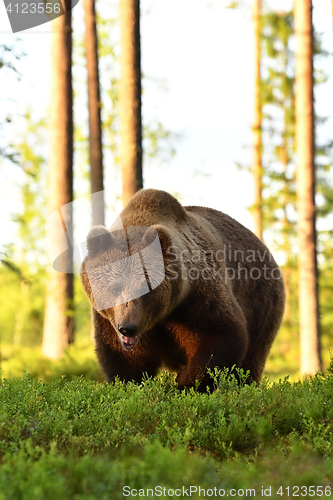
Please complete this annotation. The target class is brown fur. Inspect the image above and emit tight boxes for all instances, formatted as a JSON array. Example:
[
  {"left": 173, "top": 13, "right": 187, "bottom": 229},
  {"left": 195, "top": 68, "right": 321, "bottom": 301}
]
[{"left": 81, "top": 189, "right": 285, "bottom": 391}]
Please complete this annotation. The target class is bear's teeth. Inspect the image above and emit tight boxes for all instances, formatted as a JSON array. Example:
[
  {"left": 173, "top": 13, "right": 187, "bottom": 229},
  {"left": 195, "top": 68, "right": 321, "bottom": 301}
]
[{"left": 121, "top": 335, "right": 137, "bottom": 345}]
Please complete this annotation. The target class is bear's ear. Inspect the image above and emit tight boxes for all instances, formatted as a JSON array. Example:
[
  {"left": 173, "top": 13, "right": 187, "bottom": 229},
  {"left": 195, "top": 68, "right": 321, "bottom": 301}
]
[
  {"left": 86, "top": 226, "right": 113, "bottom": 256},
  {"left": 144, "top": 225, "right": 172, "bottom": 256}
]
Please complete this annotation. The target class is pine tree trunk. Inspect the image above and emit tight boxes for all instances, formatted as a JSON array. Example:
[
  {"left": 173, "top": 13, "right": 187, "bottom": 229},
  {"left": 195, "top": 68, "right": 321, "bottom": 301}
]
[
  {"left": 281, "top": 133, "right": 291, "bottom": 324},
  {"left": 294, "top": 0, "right": 322, "bottom": 374},
  {"left": 119, "top": 0, "right": 143, "bottom": 207},
  {"left": 252, "top": 0, "right": 262, "bottom": 240},
  {"left": 42, "top": 11, "right": 74, "bottom": 360},
  {"left": 84, "top": 0, "right": 105, "bottom": 226}
]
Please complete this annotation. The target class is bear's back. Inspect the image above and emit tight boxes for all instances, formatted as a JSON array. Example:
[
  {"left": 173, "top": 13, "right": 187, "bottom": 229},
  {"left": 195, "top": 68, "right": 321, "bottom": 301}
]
[
  {"left": 184, "top": 205, "right": 266, "bottom": 257},
  {"left": 184, "top": 205, "right": 285, "bottom": 339},
  {"left": 121, "top": 189, "right": 187, "bottom": 227}
]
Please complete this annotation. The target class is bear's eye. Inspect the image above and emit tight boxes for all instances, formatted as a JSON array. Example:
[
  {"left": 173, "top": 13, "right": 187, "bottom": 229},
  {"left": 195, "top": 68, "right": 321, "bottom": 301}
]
[{"left": 111, "top": 286, "right": 122, "bottom": 296}]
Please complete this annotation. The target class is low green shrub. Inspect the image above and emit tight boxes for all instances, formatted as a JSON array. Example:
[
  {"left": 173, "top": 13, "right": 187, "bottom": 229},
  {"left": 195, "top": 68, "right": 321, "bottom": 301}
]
[
  {"left": 1, "top": 366, "right": 333, "bottom": 496},
  {"left": 0, "top": 441, "right": 332, "bottom": 499},
  {"left": 0, "top": 369, "right": 333, "bottom": 460}
]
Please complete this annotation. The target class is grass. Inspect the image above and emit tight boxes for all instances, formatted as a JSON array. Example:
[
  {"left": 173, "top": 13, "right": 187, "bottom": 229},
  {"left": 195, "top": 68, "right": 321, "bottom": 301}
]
[{"left": 0, "top": 365, "right": 333, "bottom": 498}]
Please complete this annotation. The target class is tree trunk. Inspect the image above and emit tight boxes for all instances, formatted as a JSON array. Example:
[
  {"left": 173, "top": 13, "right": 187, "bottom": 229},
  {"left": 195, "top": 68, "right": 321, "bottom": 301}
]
[
  {"left": 281, "top": 131, "right": 291, "bottom": 324},
  {"left": 84, "top": 0, "right": 105, "bottom": 226},
  {"left": 119, "top": 0, "right": 143, "bottom": 207},
  {"left": 42, "top": 10, "right": 74, "bottom": 360},
  {"left": 294, "top": 0, "right": 322, "bottom": 374},
  {"left": 252, "top": 0, "right": 262, "bottom": 240}
]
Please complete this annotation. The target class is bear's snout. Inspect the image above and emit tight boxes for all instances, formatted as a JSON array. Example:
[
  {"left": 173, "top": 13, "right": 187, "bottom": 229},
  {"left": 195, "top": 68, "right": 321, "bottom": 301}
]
[
  {"left": 118, "top": 323, "right": 137, "bottom": 338},
  {"left": 118, "top": 323, "right": 140, "bottom": 351}
]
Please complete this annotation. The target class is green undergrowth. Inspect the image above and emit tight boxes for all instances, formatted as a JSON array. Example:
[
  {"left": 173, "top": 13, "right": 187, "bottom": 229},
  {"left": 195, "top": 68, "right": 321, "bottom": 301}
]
[
  {"left": 0, "top": 441, "right": 332, "bottom": 499},
  {"left": 0, "top": 341, "right": 310, "bottom": 384},
  {"left": 0, "top": 342, "right": 102, "bottom": 382},
  {"left": 0, "top": 366, "right": 333, "bottom": 497},
  {"left": 3, "top": 340, "right": 325, "bottom": 384}
]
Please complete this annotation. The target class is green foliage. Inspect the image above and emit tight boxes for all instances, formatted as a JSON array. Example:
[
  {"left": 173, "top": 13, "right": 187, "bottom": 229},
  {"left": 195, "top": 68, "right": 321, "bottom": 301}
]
[
  {"left": 0, "top": 41, "right": 24, "bottom": 163},
  {"left": 258, "top": 9, "right": 299, "bottom": 374},
  {"left": 260, "top": 8, "right": 333, "bottom": 243},
  {"left": 0, "top": 370, "right": 333, "bottom": 458},
  {"left": 0, "top": 265, "right": 45, "bottom": 346},
  {"left": 0, "top": 41, "right": 22, "bottom": 73},
  {"left": 0, "top": 441, "right": 332, "bottom": 499},
  {"left": 260, "top": 9, "right": 296, "bottom": 241},
  {"left": 257, "top": 5, "right": 333, "bottom": 370},
  {"left": 0, "top": 114, "right": 47, "bottom": 347},
  {"left": 75, "top": 8, "right": 179, "bottom": 189},
  {"left": 0, "top": 3, "right": 182, "bottom": 362},
  {"left": 0, "top": 372, "right": 333, "bottom": 495},
  {"left": 0, "top": 342, "right": 101, "bottom": 382},
  {"left": 0, "top": 109, "right": 93, "bottom": 348},
  {"left": 11, "top": 112, "right": 47, "bottom": 269}
]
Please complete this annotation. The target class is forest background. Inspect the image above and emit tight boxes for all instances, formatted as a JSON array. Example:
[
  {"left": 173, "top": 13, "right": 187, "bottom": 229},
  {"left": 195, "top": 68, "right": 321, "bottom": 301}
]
[{"left": 0, "top": 0, "right": 333, "bottom": 382}]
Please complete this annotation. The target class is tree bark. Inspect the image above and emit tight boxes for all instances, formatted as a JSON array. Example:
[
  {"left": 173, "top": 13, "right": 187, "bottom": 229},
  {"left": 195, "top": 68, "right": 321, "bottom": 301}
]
[
  {"left": 84, "top": 0, "right": 105, "bottom": 226},
  {"left": 119, "top": 0, "right": 143, "bottom": 207},
  {"left": 282, "top": 132, "right": 291, "bottom": 324},
  {"left": 294, "top": 0, "right": 322, "bottom": 374},
  {"left": 42, "top": 10, "right": 74, "bottom": 360},
  {"left": 252, "top": 0, "right": 262, "bottom": 240}
]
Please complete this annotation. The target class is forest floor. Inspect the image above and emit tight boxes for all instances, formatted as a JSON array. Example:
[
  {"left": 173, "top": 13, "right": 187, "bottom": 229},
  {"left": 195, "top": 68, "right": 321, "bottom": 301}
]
[{"left": 0, "top": 365, "right": 333, "bottom": 499}]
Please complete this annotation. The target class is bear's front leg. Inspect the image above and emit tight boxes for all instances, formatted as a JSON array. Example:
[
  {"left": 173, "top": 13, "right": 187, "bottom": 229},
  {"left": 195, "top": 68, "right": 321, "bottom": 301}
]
[
  {"left": 95, "top": 339, "right": 143, "bottom": 384},
  {"left": 93, "top": 310, "right": 161, "bottom": 384},
  {"left": 176, "top": 319, "right": 249, "bottom": 392}
]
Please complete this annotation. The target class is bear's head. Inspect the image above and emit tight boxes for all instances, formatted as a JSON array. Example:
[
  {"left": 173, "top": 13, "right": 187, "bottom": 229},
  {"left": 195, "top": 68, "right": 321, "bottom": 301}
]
[{"left": 81, "top": 224, "right": 179, "bottom": 350}]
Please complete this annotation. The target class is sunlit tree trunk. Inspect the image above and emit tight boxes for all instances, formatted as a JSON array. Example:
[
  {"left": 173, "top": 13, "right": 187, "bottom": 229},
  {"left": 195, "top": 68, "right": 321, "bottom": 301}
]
[
  {"left": 42, "top": 11, "right": 74, "bottom": 360},
  {"left": 252, "top": 0, "right": 262, "bottom": 240},
  {"left": 281, "top": 134, "right": 291, "bottom": 323},
  {"left": 84, "top": 0, "right": 105, "bottom": 226},
  {"left": 84, "top": 0, "right": 104, "bottom": 345},
  {"left": 294, "top": 0, "right": 322, "bottom": 374},
  {"left": 119, "top": 0, "right": 143, "bottom": 207}
]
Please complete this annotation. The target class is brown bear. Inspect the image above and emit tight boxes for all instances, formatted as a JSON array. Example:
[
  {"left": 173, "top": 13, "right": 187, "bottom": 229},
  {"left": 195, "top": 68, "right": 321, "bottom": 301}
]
[{"left": 81, "top": 189, "right": 285, "bottom": 391}]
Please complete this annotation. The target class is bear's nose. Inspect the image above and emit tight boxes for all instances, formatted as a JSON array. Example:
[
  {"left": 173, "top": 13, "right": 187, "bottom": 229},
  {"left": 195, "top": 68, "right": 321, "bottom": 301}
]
[{"left": 118, "top": 323, "right": 137, "bottom": 338}]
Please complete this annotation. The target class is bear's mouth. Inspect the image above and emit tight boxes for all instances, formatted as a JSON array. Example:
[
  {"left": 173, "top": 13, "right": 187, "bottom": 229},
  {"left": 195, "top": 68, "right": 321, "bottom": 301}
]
[{"left": 120, "top": 334, "right": 140, "bottom": 351}]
